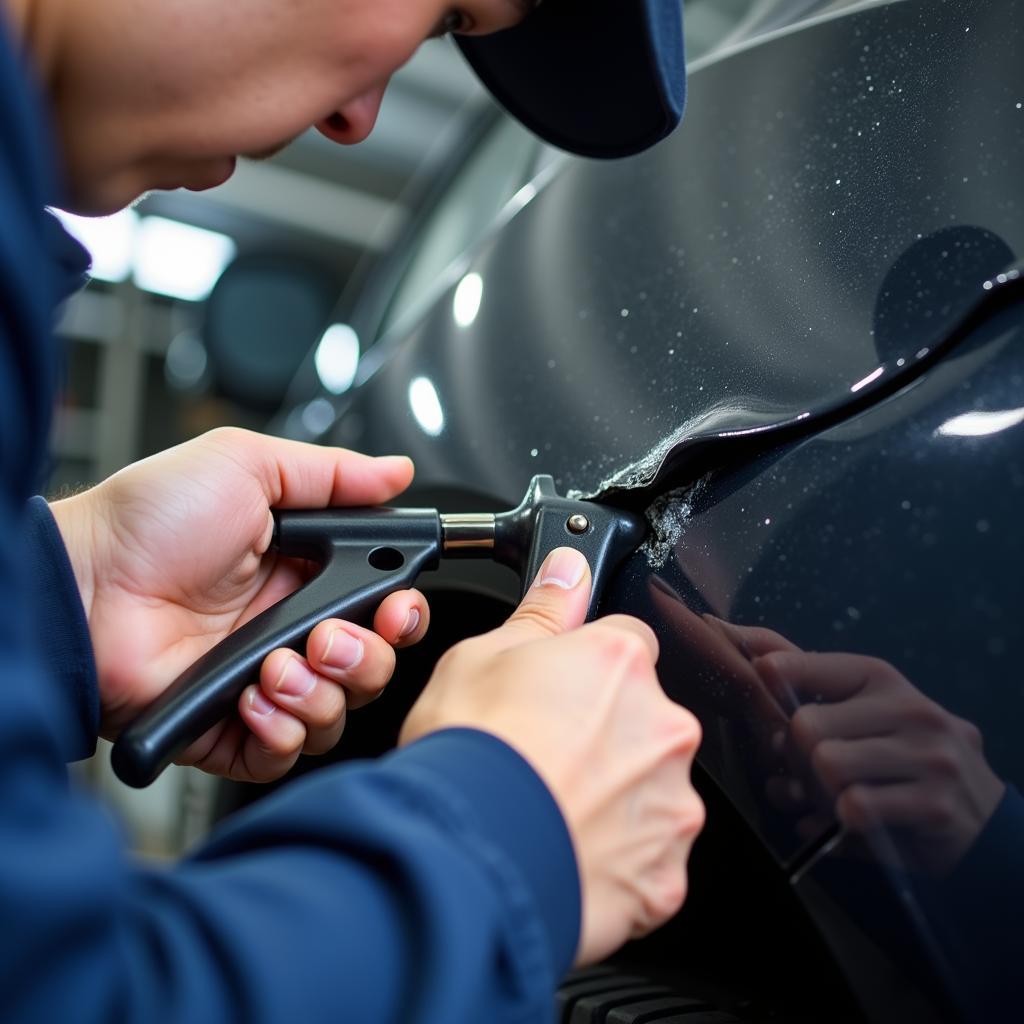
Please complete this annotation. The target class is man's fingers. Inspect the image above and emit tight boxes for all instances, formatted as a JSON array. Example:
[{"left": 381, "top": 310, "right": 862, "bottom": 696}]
[
  {"left": 303, "top": 622, "right": 399, "bottom": 709},
  {"left": 236, "top": 684, "right": 307, "bottom": 781},
  {"left": 702, "top": 616, "right": 801, "bottom": 659},
  {"left": 587, "top": 613, "right": 660, "bottom": 664},
  {"left": 210, "top": 428, "right": 415, "bottom": 509},
  {"left": 753, "top": 650, "right": 888, "bottom": 704},
  {"left": 260, "top": 648, "right": 350, "bottom": 727},
  {"left": 491, "top": 547, "right": 592, "bottom": 650},
  {"left": 372, "top": 589, "right": 430, "bottom": 648}
]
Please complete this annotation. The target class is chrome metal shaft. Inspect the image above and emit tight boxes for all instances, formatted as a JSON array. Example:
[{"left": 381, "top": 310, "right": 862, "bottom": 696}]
[{"left": 440, "top": 513, "right": 496, "bottom": 553}]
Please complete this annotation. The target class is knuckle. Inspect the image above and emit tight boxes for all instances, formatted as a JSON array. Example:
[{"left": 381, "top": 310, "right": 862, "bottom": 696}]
[
  {"left": 603, "top": 614, "right": 659, "bottom": 652},
  {"left": 906, "top": 699, "right": 948, "bottom": 732},
  {"left": 957, "top": 717, "right": 983, "bottom": 750},
  {"left": 923, "top": 793, "right": 957, "bottom": 830},
  {"left": 837, "top": 784, "right": 873, "bottom": 828},
  {"left": 642, "top": 871, "right": 688, "bottom": 927},
  {"left": 789, "top": 706, "right": 820, "bottom": 753},
  {"left": 865, "top": 655, "right": 900, "bottom": 683},
  {"left": 595, "top": 627, "right": 650, "bottom": 669},
  {"left": 677, "top": 792, "right": 706, "bottom": 838},
  {"left": 205, "top": 425, "right": 250, "bottom": 448},
  {"left": 668, "top": 705, "right": 702, "bottom": 752},
  {"left": 435, "top": 638, "right": 476, "bottom": 678},
  {"left": 810, "top": 739, "right": 842, "bottom": 787},
  {"left": 513, "top": 601, "right": 570, "bottom": 637},
  {"left": 923, "top": 744, "right": 959, "bottom": 779}
]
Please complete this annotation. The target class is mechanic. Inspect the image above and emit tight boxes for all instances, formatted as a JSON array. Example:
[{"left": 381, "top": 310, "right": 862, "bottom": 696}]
[{"left": 1, "top": 1, "right": 703, "bottom": 1021}]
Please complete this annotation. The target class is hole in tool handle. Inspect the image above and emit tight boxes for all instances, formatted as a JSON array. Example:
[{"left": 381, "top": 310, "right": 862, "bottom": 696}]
[{"left": 368, "top": 546, "right": 405, "bottom": 571}]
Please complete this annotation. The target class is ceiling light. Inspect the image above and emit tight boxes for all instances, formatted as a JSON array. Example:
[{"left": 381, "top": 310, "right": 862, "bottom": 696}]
[
  {"left": 133, "top": 216, "right": 236, "bottom": 302},
  {"left": 52, "top": 208, "right": 138, "bottom": 284}
]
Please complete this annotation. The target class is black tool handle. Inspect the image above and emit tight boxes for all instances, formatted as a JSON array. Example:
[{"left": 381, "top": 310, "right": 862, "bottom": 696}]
[{"left": 112, "top": 508, "right": 441, "bottom": 788}]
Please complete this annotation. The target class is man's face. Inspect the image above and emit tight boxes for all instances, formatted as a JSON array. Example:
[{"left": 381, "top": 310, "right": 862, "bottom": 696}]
[{"left": 51, "top": 0, "right": 530, "bottom": 214}]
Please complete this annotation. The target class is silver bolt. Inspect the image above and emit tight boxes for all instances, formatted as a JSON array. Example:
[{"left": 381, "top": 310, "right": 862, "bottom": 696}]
[{"left": 567, "top": 514, "right": 590, "bottom": 535}]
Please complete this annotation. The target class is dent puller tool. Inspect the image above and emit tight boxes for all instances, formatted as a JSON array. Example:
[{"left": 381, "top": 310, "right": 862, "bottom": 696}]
[{"left": 112, "top": 476, "right": 646, "bottom": 787}]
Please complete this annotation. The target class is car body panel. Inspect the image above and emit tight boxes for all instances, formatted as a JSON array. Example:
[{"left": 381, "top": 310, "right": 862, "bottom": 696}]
[
  {"left": 337, "top": 0, "right": 1022, "bottom": 510},
  {"left": 317, "top": 0, "right": 1023, "bottom": 1018}
]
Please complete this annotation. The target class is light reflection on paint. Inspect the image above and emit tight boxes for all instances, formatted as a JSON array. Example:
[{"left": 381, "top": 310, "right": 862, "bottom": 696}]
[
  {"left": 314, "top": 323, "right": 360, "bottom": 394},
  {"left": 936, "top": 408, "right": 1024, "bottom": 438},
  {"left": 409, "top": 377, "right": 445, "bottom": 436},
  {"left": 850, "top": 366, "right": 885, "bottom": 393},
  {"left": 506, "top": 183, "right": 537, "bottom": 214},
  {"left": 453, "top": 273, "right": 484, "bottom": 328}
]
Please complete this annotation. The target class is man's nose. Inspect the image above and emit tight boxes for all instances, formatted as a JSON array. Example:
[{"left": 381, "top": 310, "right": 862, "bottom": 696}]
[{"left": 317, "top": 85, "right": 388, "bottom": 145}]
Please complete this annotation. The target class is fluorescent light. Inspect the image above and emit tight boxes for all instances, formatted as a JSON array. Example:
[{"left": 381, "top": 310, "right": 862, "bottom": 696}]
[
  {"left": 452, "top": 272, "right": 484, "bottom": 328},
  {"left": 133, "top": 216, "right": 236, "bottom": 302},
  {"left": 52, "top": 208, "right": 138, "bottom": 283},
  {"left": 937, "top": 408, "right": 1024, "bottom": 438},
  {"left": 314, "top": 323, "right": 360, "bottom": 394},
  {"left": 409, "top": 377, "right": 444, "bottom": 436}
]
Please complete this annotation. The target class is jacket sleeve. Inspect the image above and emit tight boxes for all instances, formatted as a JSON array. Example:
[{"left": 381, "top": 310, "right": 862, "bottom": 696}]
[
  {"left": 24, "top": 495, "right": 100, "bottom": 761},
  {"left": 4, "top": 501, "right": 580, "bottom": 1023},
  {"left": 3, "top": 496, "right": 580, "bottom": 1022},
  {"left": 3, "top": 613, "right": 581, "bottom": 1024}
]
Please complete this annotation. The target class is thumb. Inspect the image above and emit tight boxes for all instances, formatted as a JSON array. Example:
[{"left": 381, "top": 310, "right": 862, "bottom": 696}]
[{"left": 491, "top": 547, "right": 592, "bottom": 650}]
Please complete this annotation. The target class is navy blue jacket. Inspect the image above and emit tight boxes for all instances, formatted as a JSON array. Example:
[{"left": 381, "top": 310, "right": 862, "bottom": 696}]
[{"left": 0, "top": 20, "right": 579, "bottom": 1023}]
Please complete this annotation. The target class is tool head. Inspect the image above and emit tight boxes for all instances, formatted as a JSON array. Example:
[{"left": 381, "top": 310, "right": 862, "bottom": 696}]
[{"left": 493, "top": 476, "right": 647, "bottom": 618}]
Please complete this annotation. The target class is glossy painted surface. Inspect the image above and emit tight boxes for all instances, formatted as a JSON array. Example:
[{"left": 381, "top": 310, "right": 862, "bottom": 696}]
[
  {"left": 324, "top": 0, "right": 1023, "bottom": 1018},
  {"left": 337, "top": 0, "right": 1022, "bottom": 509},
  {"left": 612, "top": 303, "right": 1024, "bottom": 1020}
]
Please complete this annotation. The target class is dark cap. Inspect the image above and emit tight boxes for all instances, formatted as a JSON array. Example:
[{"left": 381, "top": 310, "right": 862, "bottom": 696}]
[{"left": 456, "top": 0, "right": 686, "bottom": 159}]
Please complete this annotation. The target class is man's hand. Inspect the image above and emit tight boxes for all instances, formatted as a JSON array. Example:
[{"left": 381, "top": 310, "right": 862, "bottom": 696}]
[
  {"left": 400, "top": 547, "right": 704, "bottom": 965},
  {"left": 50, "top": 427, "right": 430, "bottom": 782},
  {"left": 753, "top": 646, "right": 1005, "bottom": 875}
]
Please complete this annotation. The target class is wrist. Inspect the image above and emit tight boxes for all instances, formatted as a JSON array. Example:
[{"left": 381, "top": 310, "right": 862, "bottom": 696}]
[{"left": 49, "top": 489, "right": 102, "bottom": 628}]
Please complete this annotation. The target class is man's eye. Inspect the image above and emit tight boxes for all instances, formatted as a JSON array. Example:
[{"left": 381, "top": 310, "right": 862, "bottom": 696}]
[{"left": 436, "top": 9, "right": 473, "bottom": 36}]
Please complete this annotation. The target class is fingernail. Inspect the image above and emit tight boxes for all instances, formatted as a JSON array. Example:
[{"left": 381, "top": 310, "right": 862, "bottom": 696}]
[
  {"left": 399, "top": 608, "right": 421, "bottom": 639},
  {"left": 322, "top": 629, "right": 364, "bottom": 670},
  {"left": 247, "top": 689, "right": 277, "bottom": 717},
  {"left": 536, "top": 547, "right": 586, "bottom": 590},
  {"left": 274, "top": 657, "right": 316, "bottom": 697}
]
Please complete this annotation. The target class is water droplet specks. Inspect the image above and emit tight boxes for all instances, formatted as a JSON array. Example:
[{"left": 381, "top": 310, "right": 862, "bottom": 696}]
[
  {"left": 530, "top": 448, "right": 539, "bottom": 458},
  {"left": 620, "top": 308, "right": 630, "bottom": 318}
]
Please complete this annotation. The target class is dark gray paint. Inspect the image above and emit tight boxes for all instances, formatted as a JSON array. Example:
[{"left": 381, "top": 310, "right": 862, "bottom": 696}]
[{"left": 328, "top": 1, "right": 1023, "bottom": 1018}]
